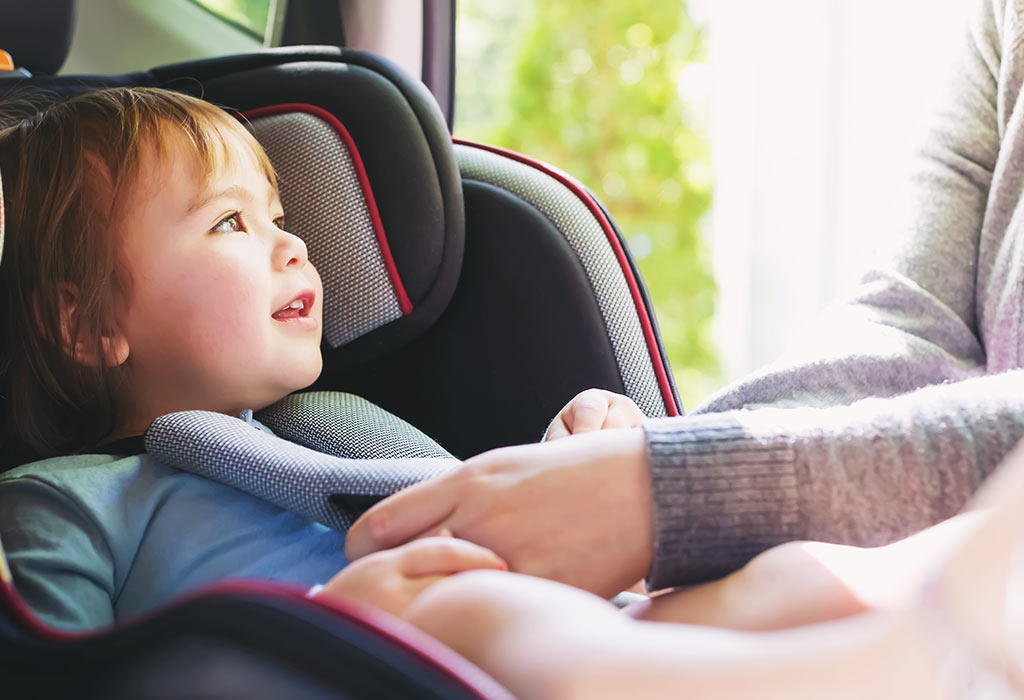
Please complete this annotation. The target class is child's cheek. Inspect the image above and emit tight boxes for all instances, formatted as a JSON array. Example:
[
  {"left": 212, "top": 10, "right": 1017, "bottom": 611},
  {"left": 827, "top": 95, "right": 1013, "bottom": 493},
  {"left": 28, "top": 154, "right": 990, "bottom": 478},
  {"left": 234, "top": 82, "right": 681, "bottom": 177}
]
[
  {"left": 164, "top": 265, "right": 259, "bottom": 344},
  {"left": 197, "top": 278, "right": 262, "bottom": 343}
]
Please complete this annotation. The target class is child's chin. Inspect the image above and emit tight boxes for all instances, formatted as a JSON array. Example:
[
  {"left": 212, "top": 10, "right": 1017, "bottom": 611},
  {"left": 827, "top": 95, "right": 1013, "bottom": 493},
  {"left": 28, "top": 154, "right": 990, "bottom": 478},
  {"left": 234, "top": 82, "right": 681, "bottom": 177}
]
[{"left": 292, "top": 358, "right": 324, "bottom": 392}]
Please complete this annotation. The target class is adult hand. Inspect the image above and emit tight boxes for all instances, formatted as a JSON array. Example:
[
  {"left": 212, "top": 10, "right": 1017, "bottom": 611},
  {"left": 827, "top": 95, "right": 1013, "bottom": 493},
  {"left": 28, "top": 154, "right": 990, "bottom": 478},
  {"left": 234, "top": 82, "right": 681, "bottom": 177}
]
[{"left": 345, "top": 428, "right": 653, "bottom": 599}]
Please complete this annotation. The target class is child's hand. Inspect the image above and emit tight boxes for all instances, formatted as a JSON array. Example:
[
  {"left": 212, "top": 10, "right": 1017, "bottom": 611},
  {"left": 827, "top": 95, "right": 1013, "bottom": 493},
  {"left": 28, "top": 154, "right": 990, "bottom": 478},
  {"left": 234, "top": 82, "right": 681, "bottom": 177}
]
[
  {"left": 545, "top": 389, "right": 646, "bottom": 441},
  {"left": 313, "top": 535, "right": 507, "bottom": 618}
]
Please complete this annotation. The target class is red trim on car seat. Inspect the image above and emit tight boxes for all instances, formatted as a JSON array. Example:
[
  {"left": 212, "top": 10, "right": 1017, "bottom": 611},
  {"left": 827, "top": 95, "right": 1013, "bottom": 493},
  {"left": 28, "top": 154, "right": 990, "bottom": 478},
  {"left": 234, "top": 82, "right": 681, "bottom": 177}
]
[
  {"left": 199, "top": 579, "right": 516, "bottom": 700},
  {"left": 1, "top": 576, "right": 86, "bottom": 641},
  {"left": 0, "top": 573, "right": 511, "bottom": 699},
  {"left": 454, "top": 139, "right": 681, "bottom": 417},
  {"left": 242, "top": 104, "right": 414, "bottom": 316}
]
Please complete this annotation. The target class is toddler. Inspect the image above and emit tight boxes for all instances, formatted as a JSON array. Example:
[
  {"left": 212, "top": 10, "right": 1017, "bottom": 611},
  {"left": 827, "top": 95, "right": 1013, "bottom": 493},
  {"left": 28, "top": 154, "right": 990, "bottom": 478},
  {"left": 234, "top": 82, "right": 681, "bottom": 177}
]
[{"left": 0, "top": 87, "right": 644, "bottom": 631}]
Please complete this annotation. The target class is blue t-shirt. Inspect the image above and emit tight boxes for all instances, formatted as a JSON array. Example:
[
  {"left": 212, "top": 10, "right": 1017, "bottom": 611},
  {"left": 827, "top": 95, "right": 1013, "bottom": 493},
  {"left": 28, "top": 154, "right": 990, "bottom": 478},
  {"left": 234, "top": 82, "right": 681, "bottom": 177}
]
[{"left": 0, "top": 448, "right": 348, "bottom": 631}]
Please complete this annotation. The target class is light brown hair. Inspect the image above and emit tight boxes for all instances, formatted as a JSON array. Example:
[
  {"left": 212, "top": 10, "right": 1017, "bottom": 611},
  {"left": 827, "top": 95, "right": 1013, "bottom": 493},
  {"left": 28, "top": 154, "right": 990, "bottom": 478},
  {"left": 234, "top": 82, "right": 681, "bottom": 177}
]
[{"left": 0, "top": 87, "right": 277, "bottom": 468}]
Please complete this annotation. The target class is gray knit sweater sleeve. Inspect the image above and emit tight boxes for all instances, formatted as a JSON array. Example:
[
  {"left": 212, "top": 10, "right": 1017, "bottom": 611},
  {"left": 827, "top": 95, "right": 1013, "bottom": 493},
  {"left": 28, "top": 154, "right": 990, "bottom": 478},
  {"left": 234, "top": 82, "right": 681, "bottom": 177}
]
[{"left": 645, "top": 0, "right": 1024, "bottom": 588}]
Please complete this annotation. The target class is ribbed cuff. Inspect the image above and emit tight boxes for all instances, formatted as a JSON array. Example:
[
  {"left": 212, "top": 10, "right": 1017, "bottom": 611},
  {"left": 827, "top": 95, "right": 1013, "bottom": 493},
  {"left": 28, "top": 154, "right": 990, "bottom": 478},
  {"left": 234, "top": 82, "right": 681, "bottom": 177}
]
[{"left": 644, "top": 412, "right": 801, "bottom": 589}]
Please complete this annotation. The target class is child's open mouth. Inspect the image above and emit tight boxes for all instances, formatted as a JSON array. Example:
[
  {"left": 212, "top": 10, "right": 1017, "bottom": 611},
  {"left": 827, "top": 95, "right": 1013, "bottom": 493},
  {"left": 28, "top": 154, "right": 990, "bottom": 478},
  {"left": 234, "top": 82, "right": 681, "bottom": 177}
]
[{"left": 272, "top": 291, "right": 315, "bottom": 322}]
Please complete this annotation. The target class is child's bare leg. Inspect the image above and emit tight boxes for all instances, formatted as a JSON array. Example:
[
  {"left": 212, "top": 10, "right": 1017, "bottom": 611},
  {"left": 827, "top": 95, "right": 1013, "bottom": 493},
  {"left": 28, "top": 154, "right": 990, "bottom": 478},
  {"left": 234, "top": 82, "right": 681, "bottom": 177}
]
[
  {"left": 633, "top": 511, "right": 986, "bottom": 631},
  {"left": 405, "top": 570, "right": 952, "bottom": 700},
  {"left": 628, "top": 541, "right": 871, "bottom": 630},
  {"left": 920, "top": 442, "right": 1024, "bottom": 692}
]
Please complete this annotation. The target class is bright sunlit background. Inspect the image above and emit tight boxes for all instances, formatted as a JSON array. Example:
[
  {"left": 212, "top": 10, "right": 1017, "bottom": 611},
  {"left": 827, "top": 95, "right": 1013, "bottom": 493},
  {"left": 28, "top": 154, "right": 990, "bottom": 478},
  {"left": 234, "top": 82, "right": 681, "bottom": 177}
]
[{"left": 455, "top": 0, "right": 970, "bottom": 409}]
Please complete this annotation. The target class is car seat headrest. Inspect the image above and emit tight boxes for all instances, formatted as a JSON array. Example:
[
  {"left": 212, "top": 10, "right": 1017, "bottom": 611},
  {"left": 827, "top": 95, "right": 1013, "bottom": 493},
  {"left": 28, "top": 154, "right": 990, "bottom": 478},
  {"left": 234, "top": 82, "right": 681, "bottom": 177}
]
[
  {"left": 245, "top": 104, "right": 413, "bottom": 349},
  {"left": 176, "top": 51, "right": 465, "bottom": 370},
  {"left": 0, "top": 0, "right": 76, "bottom": 75},
  {"left": 0, "top": 49, "right": 465, "bottom": 371}
]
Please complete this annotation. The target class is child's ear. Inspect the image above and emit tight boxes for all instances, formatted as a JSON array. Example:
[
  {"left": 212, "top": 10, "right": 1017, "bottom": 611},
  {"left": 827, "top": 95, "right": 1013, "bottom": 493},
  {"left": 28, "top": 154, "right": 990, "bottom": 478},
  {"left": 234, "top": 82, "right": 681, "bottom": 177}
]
[{"left": 57, "top": 284, "right": 130, "bottom": 368}]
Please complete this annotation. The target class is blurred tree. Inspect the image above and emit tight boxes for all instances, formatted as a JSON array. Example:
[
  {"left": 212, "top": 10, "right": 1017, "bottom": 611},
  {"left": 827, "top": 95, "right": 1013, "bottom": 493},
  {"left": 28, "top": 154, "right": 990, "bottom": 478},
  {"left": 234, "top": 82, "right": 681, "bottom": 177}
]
[
  {"left": 456, "top": 0, "right": 718, "bottom": 408},
  {"left": 191, "top": 0, "right": 269, "bottom": 38}
]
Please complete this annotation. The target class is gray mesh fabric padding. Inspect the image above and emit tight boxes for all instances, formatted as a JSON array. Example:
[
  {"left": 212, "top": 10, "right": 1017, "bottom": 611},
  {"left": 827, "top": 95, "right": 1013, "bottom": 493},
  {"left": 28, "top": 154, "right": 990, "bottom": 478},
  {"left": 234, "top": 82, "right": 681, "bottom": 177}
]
[
  {"left": 456, "top": 144, "right": 668, "bottom": 418},
  {"left": 250, "top": 112, "right": 404, "bottom": 348},
  {"left": 146, "top": 398, "right": 456, "bottom": 530},
  {"left": 256, "top": 391, "right": 455, "bottom": 460}
]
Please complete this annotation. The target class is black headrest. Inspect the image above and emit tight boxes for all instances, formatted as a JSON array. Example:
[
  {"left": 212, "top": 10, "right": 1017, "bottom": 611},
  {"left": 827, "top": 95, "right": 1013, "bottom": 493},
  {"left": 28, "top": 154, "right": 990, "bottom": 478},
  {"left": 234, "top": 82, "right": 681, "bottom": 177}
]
[
  {"left": 0, "top": 47, "right": 464, "bottom": 371},
  {"left": 163, "top": 49, "right": 465, "bottom": 370},
  {"left": 0, "top": 0, "right": 76, "bottom": 75}
]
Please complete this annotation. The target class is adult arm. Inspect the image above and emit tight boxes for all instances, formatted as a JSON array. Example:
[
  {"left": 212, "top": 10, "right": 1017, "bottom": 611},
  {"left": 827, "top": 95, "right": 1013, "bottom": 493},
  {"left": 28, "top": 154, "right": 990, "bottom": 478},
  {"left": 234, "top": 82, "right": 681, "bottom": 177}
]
[
  {"left": 646, "top": 0, "right": 1018, "bottom": 586},
  {"left": 698, "top": 0, "right": 1004, "bottom": 413},
  {"left": 647, "top": 369, "right": 1024, "bottom": 586},
  {"left": 409, "top": 443, "right": 1024, "bottom": 700},
  {"left": 347, "top": 370, "right": 1024, "bottom": 595},
  {"left": 0, "top": 477, "right": 116, "bottom": 631}
]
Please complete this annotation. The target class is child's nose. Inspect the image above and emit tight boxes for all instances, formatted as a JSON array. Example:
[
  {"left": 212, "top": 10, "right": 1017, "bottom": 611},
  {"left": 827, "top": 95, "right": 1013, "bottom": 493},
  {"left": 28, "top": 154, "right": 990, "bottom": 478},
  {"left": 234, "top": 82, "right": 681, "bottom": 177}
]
[{"left": 271, "top": 228, "right": 309, "bottom": 270}]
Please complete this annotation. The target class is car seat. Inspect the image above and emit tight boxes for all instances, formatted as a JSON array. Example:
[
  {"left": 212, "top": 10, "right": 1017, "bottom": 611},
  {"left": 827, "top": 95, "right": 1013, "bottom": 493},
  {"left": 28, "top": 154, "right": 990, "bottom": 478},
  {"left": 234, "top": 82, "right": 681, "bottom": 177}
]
[{"left": 0, "top": 2, "right": 682, "bottom": 698}]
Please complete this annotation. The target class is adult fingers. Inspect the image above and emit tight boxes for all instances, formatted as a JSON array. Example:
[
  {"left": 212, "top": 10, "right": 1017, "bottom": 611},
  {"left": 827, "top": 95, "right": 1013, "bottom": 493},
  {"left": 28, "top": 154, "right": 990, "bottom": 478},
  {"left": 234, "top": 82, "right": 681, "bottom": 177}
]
[
  {"left": 345, "top": 475, "right": 461, "bottom": 560},
  {"left": 398, "top": 537, "right": 508, "bottom": 577}
]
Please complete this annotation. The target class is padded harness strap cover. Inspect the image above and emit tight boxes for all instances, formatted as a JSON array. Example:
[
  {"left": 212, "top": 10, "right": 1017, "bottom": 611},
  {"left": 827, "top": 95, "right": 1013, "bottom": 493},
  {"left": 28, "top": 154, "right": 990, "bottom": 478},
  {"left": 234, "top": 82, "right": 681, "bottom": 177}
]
[
  {"left": 256, "top": 391, "right": 455, "bottom": 460},
  {"left": 145, "top": 392, "right": 456, "bottom": 530}
]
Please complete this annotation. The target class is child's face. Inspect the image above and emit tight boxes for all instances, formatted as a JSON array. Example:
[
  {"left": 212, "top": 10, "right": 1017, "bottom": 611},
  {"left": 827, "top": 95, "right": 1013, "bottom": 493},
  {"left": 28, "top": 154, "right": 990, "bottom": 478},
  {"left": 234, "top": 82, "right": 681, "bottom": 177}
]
[{"left": 113, "top": 128, "right": 324, "bottom": 427}]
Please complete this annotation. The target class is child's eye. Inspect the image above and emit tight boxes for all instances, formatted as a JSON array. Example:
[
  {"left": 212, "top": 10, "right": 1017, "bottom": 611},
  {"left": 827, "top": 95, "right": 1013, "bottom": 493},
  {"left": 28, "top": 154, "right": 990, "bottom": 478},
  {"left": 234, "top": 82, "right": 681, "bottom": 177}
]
[
  {"left": 211, "top": 213, "right": 246, "bottom": 234},
  {"left": 273, "top": 215, "right": 286, "bottom": 230}
]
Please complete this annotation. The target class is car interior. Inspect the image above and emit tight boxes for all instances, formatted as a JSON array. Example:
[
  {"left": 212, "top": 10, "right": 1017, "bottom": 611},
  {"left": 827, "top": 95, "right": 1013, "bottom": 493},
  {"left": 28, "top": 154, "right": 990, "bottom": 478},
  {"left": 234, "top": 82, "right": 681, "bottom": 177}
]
[{"left": 0, "top": 1, "right": 683, "bottom": 697}]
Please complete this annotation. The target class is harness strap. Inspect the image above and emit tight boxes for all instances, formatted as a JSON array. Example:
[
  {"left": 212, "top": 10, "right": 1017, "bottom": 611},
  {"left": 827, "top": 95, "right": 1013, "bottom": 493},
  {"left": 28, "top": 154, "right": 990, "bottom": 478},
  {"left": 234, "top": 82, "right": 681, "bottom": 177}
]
[{"left": 144, "top": 391, "right": 457, "bottom": 530}]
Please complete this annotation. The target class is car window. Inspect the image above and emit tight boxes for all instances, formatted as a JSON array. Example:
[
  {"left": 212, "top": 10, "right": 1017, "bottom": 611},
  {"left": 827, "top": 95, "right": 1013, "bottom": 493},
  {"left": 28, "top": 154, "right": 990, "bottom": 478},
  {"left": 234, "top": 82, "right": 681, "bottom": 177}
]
[
  {"left": 61, "top": 0, "right": 263, "bottom": 76},
  {"left": 455, "top": 0, "right": 717, "bottom": 408}
]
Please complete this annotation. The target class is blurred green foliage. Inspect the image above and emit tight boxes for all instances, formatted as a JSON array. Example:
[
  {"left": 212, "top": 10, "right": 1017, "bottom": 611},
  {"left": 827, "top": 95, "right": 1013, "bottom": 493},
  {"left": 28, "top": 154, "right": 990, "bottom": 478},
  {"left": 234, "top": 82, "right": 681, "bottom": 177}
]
[
  {"left": 191, "top": 0, "right": 269, "bottom": 38},
  {"left": 455, "top": 0, "right": 719, "bottom": 408}
]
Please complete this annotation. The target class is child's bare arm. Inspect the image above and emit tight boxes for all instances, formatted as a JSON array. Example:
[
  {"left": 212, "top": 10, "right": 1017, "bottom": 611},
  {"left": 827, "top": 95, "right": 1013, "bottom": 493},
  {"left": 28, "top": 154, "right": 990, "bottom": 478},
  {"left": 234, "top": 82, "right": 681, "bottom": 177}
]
[
  {"left": 544, "top": 389, "right": 646, "bottom": 441},
  {"left": 312, "top": 536, "right": 507, "bottom": 618}
]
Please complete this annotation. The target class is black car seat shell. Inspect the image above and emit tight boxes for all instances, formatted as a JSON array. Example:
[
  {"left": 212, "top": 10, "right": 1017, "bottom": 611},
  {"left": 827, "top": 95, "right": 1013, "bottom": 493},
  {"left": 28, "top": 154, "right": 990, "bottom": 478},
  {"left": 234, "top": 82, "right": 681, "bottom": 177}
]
[
  {"left": 0, "top": 44, "right": 681, "bottom": 456},
  {"left": 1, "top": 557, "right": 514, "bottom": 700},
  {"left": 0, "top": 0, "right": 74, "bottom": 76},
  {"left": 0, "top": 3, "right": 683, "bottom": 696}
]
